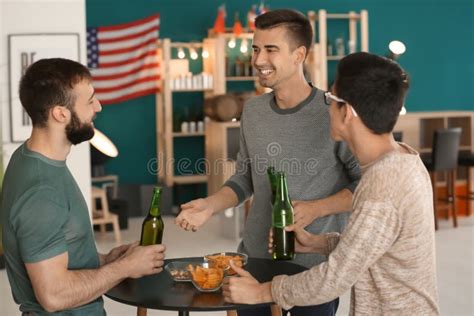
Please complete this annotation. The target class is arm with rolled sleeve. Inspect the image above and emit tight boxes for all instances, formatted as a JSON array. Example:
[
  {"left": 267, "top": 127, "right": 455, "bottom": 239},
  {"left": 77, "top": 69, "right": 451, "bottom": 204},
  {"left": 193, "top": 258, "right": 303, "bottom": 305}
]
[{"left": 271, "top": 200, "right": 401, "bottom": 310}]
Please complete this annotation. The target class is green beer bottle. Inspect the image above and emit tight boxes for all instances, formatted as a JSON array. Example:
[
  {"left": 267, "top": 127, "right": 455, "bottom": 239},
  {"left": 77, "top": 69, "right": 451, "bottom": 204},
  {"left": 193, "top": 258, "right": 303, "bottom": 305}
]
[
  {"left": 267, "top": 166, "right": 277, "bottom": 204},
  {"left": 140, "top": 187, "right": 164, "bottom": 246},
  {"left": 272, "top": 172, "right": 295, "bottom": 260}
]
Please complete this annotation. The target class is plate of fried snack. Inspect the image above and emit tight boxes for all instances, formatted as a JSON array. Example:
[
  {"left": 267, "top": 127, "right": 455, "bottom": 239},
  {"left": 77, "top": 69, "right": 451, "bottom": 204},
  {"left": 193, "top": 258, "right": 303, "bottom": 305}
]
[
  {"left": 188, "top": 262, "right": 225, "bottom": 292},
  {"left": 204, "top": 252, "right": 248, "bottom": 276}
]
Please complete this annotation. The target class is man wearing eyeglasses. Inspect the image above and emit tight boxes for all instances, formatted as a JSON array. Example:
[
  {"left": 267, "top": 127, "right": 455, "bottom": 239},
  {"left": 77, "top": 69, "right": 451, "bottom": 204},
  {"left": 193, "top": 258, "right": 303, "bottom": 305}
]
[
  {"left": 176, "top": 9, "right": 360, "bottom": 316},
  {"left": 222, "top": 52, "right": 440, "bottom": 315}
]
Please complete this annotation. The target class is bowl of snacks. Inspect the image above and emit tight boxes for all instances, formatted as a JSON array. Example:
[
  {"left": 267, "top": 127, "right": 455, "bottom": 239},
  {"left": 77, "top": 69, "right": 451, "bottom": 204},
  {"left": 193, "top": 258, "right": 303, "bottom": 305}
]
[
  {"left": 188, "top": 263, "right": 225, "bottom": 292},
  {"left": 164, "top": 261, "right": 193, "bottom": 282},
  {"left": 204, "top": 252, "right": 248, "bottom": 276}
]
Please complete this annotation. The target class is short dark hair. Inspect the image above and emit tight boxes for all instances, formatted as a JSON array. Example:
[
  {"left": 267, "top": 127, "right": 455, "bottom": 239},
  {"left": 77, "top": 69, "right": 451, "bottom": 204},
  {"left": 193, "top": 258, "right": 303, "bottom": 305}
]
[
  {"left": 19, "top": 58, "right": 92, "bottom": 127},
  {"left": 255, "top": 9, "right": 313, "bottom": 58},
  {"left": 335, "top": 52, "right": 410, "bottom": 134}
]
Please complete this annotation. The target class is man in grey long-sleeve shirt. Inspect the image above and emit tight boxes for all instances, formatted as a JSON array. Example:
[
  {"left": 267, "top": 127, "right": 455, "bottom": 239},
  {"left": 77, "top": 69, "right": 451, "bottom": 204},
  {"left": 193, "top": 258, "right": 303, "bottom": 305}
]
[
  {"left": 225, "top": 87, "right": 360, "bottom": 268},
  {"left": 176, "top": 9, "right": 360, "bottom": 316}
]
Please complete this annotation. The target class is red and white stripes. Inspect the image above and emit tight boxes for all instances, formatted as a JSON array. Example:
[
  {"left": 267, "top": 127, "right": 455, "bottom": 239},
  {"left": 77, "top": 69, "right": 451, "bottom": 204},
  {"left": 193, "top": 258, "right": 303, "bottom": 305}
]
[{"left": 88, "top": 14, "right": 161, "bottom": 105}]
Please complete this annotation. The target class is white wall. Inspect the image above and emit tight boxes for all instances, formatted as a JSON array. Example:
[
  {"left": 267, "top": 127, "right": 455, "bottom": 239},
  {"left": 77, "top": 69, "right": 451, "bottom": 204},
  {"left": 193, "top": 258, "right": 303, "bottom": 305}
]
[{"left": 0, "top": 0, "right": 91, "bottom": 211}]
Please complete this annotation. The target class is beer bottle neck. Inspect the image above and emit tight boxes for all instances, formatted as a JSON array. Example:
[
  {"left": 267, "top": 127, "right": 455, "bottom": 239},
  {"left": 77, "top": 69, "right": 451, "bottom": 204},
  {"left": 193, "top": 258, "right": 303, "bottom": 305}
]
[
  {"left": 267, "top": 166, "right": 277, "bottom": 192},
  {"left": 148, "top": 190, "right": 162, "bottom": 217},
  {"left": 275, "top": 173, "right": 290, "bottom": 203}
]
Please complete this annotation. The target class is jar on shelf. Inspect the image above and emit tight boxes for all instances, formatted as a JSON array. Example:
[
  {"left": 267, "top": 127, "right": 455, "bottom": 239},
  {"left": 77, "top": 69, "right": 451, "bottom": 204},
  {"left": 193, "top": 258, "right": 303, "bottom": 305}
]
[
  {"left": 335, "top": 37, "right": 345, "bottom": 56},
  {"left": 348, "top": 40, "right": 356, "bottom": 54},
  {"left": 197, "top": 121, "right": 204, "bottom": 133},
  {"left": 226, "top": 56, "right": 234, "bottom": 77},
  {"left": 189, "top": 121, "right": 196, "bottom": 133},
  {"left": 327, "top": 40, "right": 333, "bottom": 56},
  {"left": 243, "top": 56, "right": 252, "bottom": 77},
  {"left": 181, "top": 122, "right": 189, "bottom": 133}
]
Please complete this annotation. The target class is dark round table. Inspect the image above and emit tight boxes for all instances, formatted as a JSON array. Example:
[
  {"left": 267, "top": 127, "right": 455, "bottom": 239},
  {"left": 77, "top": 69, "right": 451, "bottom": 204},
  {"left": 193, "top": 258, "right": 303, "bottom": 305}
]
[{"left": 105, "top": 257, "right": 306, "bottom": 316}]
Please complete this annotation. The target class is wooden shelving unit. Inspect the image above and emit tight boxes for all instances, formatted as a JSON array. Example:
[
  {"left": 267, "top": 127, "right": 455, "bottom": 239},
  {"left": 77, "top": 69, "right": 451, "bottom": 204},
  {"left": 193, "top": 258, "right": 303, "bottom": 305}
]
[
  {"left": 394, "top": 111, "right": 474, "bottom": 185},
  {"left": 156, "top": 38, "right": 220, "bottom": 187},
  {"left": 306, "top": 9, "right": 369, "bottom": 90},
  {"left": 172, "top": 132, "right": 205, "bottom": 138},
  {"left": 394, "top": 112, "right": 473, "bottom": 152},
  {"left": 226, "top": 76, "right": 257, "bottom": 81},
  {"left": 203, "top": 30, "right": 256, "bottom": 194},
  {"left": 327, "top": 55, "right": 345, "bottom": 61}
]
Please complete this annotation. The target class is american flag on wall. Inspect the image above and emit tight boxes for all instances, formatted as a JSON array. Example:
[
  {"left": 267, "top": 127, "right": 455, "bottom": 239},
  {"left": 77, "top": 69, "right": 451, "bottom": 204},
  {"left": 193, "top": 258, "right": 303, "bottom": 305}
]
[{"left": 86, "top": 14, "right": 161, "bottom": 105}]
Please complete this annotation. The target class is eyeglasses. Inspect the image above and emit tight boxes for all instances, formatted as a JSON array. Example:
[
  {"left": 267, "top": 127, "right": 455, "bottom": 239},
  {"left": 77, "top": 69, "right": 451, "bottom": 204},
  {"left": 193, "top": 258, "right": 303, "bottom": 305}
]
[
  {"left": 324, "top": 91, "right": 346, "bottom": 105},
  {"left": 324, "top": 91, "right": 358, "bottom": 117}
]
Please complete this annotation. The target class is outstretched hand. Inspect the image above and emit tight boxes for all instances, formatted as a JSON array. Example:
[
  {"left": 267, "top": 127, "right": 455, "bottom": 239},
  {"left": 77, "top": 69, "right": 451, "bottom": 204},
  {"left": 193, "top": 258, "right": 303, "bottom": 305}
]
[{"left": 175, "top": 198, "right": 214, "bottom": 232}]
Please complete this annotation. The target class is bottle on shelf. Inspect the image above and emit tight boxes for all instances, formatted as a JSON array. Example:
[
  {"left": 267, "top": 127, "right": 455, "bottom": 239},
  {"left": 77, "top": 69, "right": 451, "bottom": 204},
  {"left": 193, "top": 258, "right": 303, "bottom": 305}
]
[
  {"left": 235, "top": 57, "right": 244, "bottom": 77},
  {"left": 173, "top": 112, "right": 182, "bottom": 132},
  {"left": 335, "top": 37, "right": 345, "bottom": 56},
  {"left": 226, "top": 56, "right": 234, "bottom": 77},
  {"left": 272, "top": 171, "right": 295, "bottom": 261},
  {"left": 140, "top": 187, "right": 165, "bottom": 246},
  {"left": 243, "top": 55, "right": 252, "bottom": 77},
  {"left": 185, "top": 72, "right": 192, "bottom": 89},
  {"left": 327, "top": 39, "right": 333, "bottom": 56},
  {"left": 348, "top": 40, "right": 356, "bottom": 54},
  {"left": 189, "top": 121, "right": 196, "bottom": 133},
  {"left": 171, "top": 72, "right": 213, "bottom": 91},
  {"left": 197, "top": 121, "right": 204, "bottom": 133}
]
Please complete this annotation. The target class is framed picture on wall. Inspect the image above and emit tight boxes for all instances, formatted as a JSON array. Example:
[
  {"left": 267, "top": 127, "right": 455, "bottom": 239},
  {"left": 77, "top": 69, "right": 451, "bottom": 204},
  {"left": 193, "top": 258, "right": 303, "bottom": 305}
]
[{"left": 8, "top": 33, "right": 80, "bottom": 142}]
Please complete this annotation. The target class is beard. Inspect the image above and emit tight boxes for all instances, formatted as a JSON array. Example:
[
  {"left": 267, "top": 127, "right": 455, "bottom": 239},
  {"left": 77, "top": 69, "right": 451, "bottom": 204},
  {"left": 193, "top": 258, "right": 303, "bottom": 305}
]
[{"left": 65, "top": 110, "right": 95, "bottom": 145}]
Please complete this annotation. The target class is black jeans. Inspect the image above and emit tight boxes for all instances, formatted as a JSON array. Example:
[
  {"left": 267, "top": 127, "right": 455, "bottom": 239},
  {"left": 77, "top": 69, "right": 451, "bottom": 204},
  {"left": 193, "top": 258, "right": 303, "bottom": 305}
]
[{"left": 237, "top": 298, "right": 339, "bottom": 316}]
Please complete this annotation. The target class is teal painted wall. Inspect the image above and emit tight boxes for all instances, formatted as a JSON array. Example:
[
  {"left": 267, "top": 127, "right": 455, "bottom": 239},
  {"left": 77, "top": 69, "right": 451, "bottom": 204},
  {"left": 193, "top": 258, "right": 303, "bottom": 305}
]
[{"left": 86, "top": 0, "right": 474, "bottom": 188}]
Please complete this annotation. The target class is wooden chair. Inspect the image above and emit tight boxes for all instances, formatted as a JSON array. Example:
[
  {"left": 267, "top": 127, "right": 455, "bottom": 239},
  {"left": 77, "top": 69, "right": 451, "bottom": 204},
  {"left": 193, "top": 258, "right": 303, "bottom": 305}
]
[
  {"left": 458, "top": 151, "right": 474, "bottom": 216},
  {"left": 422, "top": 128, "right": 462, "bottom": 229},
  {"left": 92, "top": 175, "right": 119, "bottom": 199},
  {"left": 91, "top": 186, "right": 121, "bottom": 243}
]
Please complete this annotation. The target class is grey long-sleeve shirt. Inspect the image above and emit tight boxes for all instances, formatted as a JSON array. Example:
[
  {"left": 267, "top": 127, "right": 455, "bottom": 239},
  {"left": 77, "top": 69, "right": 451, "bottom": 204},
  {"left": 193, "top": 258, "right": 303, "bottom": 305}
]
[{"left": 224, "top": 87, "right": 361, "bottom": 268}]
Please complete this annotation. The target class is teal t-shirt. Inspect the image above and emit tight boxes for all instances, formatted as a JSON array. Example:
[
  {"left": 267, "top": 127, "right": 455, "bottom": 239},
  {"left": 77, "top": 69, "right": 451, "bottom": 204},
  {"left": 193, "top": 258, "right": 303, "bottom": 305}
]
[{"left": 0, "top": 143, "right": 104, "bottom": 315}]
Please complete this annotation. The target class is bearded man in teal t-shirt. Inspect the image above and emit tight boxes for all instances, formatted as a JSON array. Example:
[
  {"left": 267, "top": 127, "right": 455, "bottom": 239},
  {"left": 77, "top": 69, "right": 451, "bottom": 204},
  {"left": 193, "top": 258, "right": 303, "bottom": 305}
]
[{"left": 1, "top": 58, "right": 166, "bottom": 315}]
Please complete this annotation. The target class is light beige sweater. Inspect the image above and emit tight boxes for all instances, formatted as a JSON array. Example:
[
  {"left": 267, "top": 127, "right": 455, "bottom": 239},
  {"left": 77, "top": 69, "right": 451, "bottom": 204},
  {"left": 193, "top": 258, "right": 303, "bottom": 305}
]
[{"left": 271, "top": 144, "right": 440, "bottom": 315}]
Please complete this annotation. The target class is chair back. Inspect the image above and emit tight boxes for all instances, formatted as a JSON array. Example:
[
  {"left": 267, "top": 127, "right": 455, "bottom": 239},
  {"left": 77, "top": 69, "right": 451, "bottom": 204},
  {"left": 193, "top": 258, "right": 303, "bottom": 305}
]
[
  {"left": 91, "top": 186, "right": 111, "bottom": 219},
  {"left": 458, "top": 151, "right": 474, "bottom": 167},
  {"left": 431, "top": 127, "right": 462, "bottom": 171}
]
